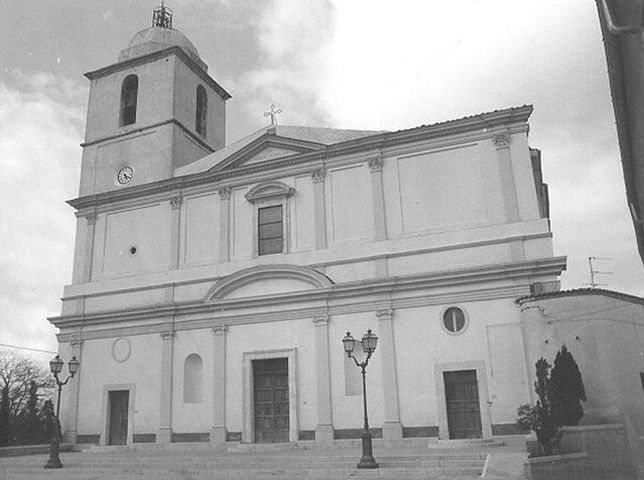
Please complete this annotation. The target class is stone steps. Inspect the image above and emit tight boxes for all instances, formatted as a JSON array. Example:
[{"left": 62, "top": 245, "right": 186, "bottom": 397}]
[{"left": 0, "top": 446, "right": 492, "bottom": 480}]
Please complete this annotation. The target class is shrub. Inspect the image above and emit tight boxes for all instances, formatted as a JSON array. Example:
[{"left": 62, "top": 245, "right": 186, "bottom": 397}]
[{"left": 550, "top": 345, "right": 586, "bottom": 426}]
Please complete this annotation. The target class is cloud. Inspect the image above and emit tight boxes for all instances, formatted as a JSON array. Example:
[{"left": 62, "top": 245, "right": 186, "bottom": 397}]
[
  {"left": 0, "top": 73, "right": 85, "bottom": 356},
  {"left": 232, "top": 0, "right": 335, "bottom": 130}
]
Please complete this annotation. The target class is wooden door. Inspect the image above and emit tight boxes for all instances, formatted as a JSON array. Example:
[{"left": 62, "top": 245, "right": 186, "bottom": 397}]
[
  {"left": 444, "top": 370, "right": 482, "bottom": 439},
  {"left": 253, "top": 358, "right": 289, "bottom": 443},
  {"left": 108, "top": 390, "right": 129, "bottom": 445}
]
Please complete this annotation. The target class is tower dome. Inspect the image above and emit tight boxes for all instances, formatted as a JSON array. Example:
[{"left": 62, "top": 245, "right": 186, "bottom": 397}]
[{"left": 118, "top": 6, "right": 207, "bottom": 71}]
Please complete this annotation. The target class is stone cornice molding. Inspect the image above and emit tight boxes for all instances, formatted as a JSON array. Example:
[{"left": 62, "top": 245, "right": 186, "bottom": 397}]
[
  {"left": 169, "top": 196, "right": 183, "bottom": 210},
  {"left": 67, "top": 106, "right": 533, "bottom": 211},
  {"left": 81, "top": 117, "right": 215, "bottom": 153},
  {"left": 58, "top": 228, "right": 554, "bottom": 301},
  {"left": 311, "top": 168, "right": 326, "bottom": 183},
  {"left": 210, "top": 136, "right": 324, "bottom": 173},
  {"left": 312, "top": 315, "right": 330, "bottom": 326},
  {"left": 51, "top": 256, "right": 565, "bottom": 330},
  {"left": 493, "top": 133, "right": 511, "bottom": 149},
  {"left": 56, "top": 284, "right": 534, "bottom": 342},
  {"left": 85, "top": 46, "right": 231, "bottom": 100},
  {"left": 211, "top": 325, "right": 228, "bottom": 335},
  {"left": 244, "top": 180, "right": 295, "bottom": 203},
  {"left": 205, "top": 264, "right": 334, "bottom": 301}
]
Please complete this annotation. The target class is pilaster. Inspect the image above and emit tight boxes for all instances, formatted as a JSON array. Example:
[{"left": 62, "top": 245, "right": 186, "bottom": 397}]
[
  {"left": 62, "top": 338, "right": 83, "bottom": 444},
  {"left": 311, "top": 169, "right": 327, "bottom": 250},
  {"left": 493, "top": 134, "right": 520, "bottom": 223},
  {"left": 313, "top": 315, "right": 334, "bottom": 443},
  {"left": 157, "top": 331, "right": 174, "bottom": 444},
  {"left": 210, "top": 325, "right": 228, "bottom": 444},
  {"left": 376, "top": 309, "right": 403, "bottom": 441},
  {"left": 218, "top": 188, "right": 231, "bottom": 263},
  {"left": 368, "top": 156, "right": 387, "bottom": 242},
  {"left": 169, "top": 196, "right": 182, "bottom": 270},
  {"left": 82, "top": 212, "right": 97, "bottom": 282}
]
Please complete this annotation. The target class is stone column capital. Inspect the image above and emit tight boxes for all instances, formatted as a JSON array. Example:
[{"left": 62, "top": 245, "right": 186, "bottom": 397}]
[
  {"left": 312, "top": 315, "right": 330, "bottom": 326},
  {"left": 160, "top": 331, "right": 175, "bottom": 340},
  {"left": 212, "top": 325, "right": 228, "bottom": 335},
  {"left": 368, "top": 156, "right": 384, "bottom": 172},
  {"left": 169, "top": 196, "right": 183, "bottom": 210},
  {"left": 311, "top": 168, "right": 326, "bottom": 184},
  {"left": 218, "top": 187, "right": 232, "bottom": 199},
  {"left": 376, "top": 309, "right": 394, "bottom": 321},
  {"left": 493, "top": 133, "right": 511, "bottom": 150},
  {"left": 69, "top": 338, "right": 84, "bottom": 348},
  {"left": 84, "top": 212, "right": 97, "bottom": 225}
]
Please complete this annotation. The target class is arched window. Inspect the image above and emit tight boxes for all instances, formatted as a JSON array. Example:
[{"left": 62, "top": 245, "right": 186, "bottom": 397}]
[
  {"left": 196, "top": 85, "right": 207, "bottom": 137},
  {"left": 183, "top": 354, "right": 203, "bottom": 403},
  {"left": 120, "top": 75, "right": 138, "bottom": 126}
]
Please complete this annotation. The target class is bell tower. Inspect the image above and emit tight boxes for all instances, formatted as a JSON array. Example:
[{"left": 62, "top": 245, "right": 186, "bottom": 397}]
[{"left": 78, "top": 4, "right": 230, "bottom": 196}]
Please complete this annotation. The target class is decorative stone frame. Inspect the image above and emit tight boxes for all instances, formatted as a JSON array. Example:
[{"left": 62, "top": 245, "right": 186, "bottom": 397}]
[
  {"left": 245, "top": 181, "right": 295, "bottom": 258},
  {"left": 439, "top": 305, "right": 470, "bottom": 336},
  {"left": 434, "top": 361, "right": 492, "bottom": 440},
  {"left": 242, "top": 348, "right": 298, "bottom": 443},
  {"left": 100, "top": 383, "right": 136, "bottom": 446}
]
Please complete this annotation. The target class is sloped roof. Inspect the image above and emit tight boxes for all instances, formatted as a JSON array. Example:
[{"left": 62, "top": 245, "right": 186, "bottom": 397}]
[
  {"left": 516, "top": 288, "right": 644, "bottom": 307},
  {"left": 175, "top": 125, "right": 385, "bottom": 176}
]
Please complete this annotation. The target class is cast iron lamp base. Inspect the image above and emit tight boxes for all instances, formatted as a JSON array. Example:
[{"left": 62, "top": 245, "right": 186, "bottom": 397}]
[
  {"left": 357, "top": 431, "right": 379, "bottom": 469},
  {"left": 44, "top": 435, "right": 63, "bottom": 469}
]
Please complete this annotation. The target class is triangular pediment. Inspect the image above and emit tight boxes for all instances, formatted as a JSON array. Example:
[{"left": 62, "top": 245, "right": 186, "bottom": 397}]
[{"left": 210, "top": 135, "right": 325, "bottom": 172}]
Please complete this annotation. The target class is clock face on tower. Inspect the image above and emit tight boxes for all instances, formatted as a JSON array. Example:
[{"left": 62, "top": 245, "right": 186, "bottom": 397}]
[{"left": 117, "top": 166, "right": 134, "bottom": 185}]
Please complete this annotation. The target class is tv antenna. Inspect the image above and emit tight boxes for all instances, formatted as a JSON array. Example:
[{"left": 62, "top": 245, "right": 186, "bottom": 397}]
[{"left": 585, "top": 256, "right": 612, "bottom": 288}]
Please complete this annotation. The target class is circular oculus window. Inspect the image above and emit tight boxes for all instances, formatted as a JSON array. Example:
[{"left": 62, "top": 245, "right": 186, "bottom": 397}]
[
  {"left": 441, "top": 306, "right": 468, "bottom": 335},
  {"left": 111, "top": 337, "right": 132, "bottom": 363}
]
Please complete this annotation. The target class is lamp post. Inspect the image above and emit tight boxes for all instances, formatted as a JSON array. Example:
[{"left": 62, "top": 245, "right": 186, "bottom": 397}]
[
  {"left": 343, "top": 329, "right": 379, "bottom": 469},
  {"left": 44, "top": 355, "right": 80, "bottom": 469}
]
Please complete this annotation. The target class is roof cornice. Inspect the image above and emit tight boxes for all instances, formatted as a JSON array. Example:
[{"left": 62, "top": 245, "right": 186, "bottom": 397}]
[
  {"left": 516, "top": 287, "right": 644, "bottom": 307},
  {"left": 67, "top": 105, "right": 533, "bottom": 211},
  {"left": 85, "top": 46, "right": 231, "bottom": 100}
]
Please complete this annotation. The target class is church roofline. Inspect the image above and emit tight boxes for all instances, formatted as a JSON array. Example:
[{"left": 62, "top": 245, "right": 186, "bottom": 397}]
[
  {"left": 516, "top": 287, "right": 644, "bottom": 306},
  {"left": 85, "top": 46, "right": 231, "bottom": 100},
  {"left": 67, "top": 105, "right": 533, "bottom": 211}
]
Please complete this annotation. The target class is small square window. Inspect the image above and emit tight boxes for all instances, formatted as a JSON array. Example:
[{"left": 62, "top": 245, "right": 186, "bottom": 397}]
[{"left": 258, "top": 205, "right": 283, "bottom": 255}]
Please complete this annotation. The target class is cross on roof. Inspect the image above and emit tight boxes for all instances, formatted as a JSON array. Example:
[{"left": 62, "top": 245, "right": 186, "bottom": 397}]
[{"left": 263, "top": 104, "right": 282, "bottom": 126}]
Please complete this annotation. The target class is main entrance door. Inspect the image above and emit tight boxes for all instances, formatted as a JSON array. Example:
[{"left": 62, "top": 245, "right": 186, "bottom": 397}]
[
  {"left": 253, "top": 358, "right": 289, "bottom": 443},
  {"left": 444, "top": 370, "right": 482, "bottom": 439},
  {"left": 108, "top": 390, "right": 129, "bottom": 445}
]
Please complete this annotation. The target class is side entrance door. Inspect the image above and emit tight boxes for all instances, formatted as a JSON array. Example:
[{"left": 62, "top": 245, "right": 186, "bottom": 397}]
[
  {"left": 253, "top": 358, "right": 289, "bottom": 443},
  {"left": 108, "top": 390, "right": 129, "bottom": 445},
  {"left": 444, "top": 370, "right": 482, "bottom": 439}
]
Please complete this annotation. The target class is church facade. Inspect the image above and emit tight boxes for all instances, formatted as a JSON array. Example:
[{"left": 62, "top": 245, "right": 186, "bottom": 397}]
[{"left": 50, "top": 11, "right": 566, "bottom": 446}]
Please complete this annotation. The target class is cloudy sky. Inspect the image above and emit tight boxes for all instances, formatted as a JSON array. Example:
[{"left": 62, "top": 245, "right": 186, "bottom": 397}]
[{"left": 1, "top": 0, "right": 643, "bottom": 362}]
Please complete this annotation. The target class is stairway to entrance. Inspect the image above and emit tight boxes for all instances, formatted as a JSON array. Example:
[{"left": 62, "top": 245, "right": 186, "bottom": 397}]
[{"left": 0, "top": 440, "right": 528, "bottom": 480}]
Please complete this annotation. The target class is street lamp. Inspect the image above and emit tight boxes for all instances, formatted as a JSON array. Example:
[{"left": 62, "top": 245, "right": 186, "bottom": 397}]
[
  {"left": 44, "top": 355, "right": 80, "bottom": 469},
  {"left": 343, "top": 329, "right": 379, "bottom": 469}
]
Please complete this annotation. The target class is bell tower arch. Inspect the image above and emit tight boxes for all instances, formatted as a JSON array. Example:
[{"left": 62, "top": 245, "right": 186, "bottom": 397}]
[{"left": 78, "top": 4, "right": 230, "bottom": 196}]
